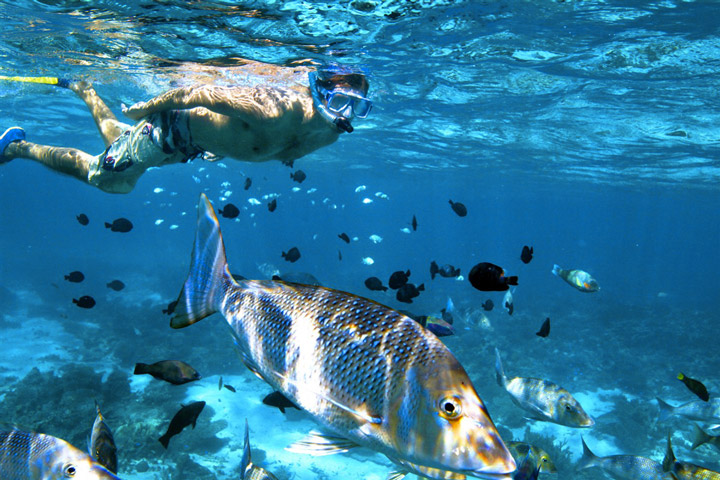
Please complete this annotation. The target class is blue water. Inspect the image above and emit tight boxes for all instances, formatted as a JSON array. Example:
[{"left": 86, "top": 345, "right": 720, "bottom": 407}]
[{"left": 1, "top": 1, "right": 719, "bottom": 479}]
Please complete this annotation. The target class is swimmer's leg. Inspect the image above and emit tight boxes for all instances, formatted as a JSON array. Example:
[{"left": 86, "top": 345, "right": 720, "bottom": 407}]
[
  {"left": 68, "top": 81, "right": 127, "bottom": 147},
  {"left": 3, "top": 139, "right": 95, "bottom": 183}
]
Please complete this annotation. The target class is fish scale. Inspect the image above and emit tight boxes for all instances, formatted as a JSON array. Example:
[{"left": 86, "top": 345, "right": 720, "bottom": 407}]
[
  {"left": 226, "top": 281, "right": 443, "bottom": 427},
  {"left": 171, "top": 194, "right": 516, "bottom": 480}
]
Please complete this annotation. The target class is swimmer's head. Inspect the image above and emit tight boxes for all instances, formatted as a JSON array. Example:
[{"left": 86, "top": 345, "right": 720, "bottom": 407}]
[{"left": 309, "top": 66, "right": 372, "bottom": 133}]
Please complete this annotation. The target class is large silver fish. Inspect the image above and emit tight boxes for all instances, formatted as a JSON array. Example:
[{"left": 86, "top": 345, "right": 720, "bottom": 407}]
[
  {"left": 0, "top": 426, "right": 121, "bottom": 480},
  {"left": 494, "top": 348, "right": 594, "bottom": 428},
  {"left": 171, "top": 194, "right": 516, "bottom": 480},
  {"left": 577, "top": 437, "right": 665, "bottom": 479}
]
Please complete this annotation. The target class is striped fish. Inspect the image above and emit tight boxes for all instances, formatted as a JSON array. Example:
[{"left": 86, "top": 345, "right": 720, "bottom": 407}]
[
  {"left": 495, "top": 348, "right": 594, "bottom": 428},
  {"left": 0, "top": 426, "right": 121, "bottom": 480},
  {"left": 242, "top": 420, "right": 278, "bottom": 480},
  {"left": 89, "top": 402, "right": 117, "bottom": 474},
  {"left": 171, "top": 194, "right": 516, "bottom": 480}
]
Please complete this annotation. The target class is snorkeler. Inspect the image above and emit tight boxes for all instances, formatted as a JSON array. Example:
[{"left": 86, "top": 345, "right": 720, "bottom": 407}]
[{"left": 0, "top": 64, "right": 371, "bottom": 194}]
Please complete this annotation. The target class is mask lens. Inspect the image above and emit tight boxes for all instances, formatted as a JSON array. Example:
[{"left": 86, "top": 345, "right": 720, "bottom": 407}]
[
  {"left": 327, "top": 93, "right": 352, "bottom": 114},
  {"left": 353, "top": 99, "right": 372, "bottom": 118}
]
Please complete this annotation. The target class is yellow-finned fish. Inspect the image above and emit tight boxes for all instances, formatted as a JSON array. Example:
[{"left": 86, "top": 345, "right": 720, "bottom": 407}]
[
  {"left": 506, "top": 442, "right": 556, "bottom": 474},
  {"left": 89, "top": 402, "right": 118, "bottom": 474},
  {"left": 242, "top": 420, "right": 279, "bottom": 480},
  {"left": 0, "top": 426, "right": 122, "bottom": 480},
  {"left": 663, "top": 433, "right": 720, "bottom": 479},
  {"left": 171, "top": 194, "right": 516, "bottom": 480},
  {"left": 494, "top": 348, "right": 594, "bottom": 428},
  {"left": 551, "top": 265, "right": 600, "bottom": 293}
]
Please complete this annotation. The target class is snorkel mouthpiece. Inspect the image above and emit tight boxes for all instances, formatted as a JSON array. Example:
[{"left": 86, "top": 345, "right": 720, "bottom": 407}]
[
  {"left": 309, "top": 71, "right": 353, "bottom": 134},
  {"left": 335, "top": 117, "right": 353, "bottom": 133}
]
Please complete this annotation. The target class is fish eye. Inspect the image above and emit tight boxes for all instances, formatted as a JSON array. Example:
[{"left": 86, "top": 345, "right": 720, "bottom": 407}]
[
  {"left": 438, "top": 395, "right": 462, "bottom": 419},
  {"left": 63, "top": 464, "right": 77, "bottom": 477},
  {"left": 541, "top": 457, "right": 548, "bottom": 463}
]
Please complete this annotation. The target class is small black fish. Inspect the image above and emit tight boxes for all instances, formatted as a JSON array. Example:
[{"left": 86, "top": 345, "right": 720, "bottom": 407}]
[
  {"left": 104, "top": 218, "right": 133, "bottom": 233},
  {"left": 218, "top": 203, "right": 240, "bottom": 219},
  {"left": 159, "top": 401, "right": 205, "bottom": 449},
  {"left": 262, "top": 391, "right": 300, "bottom": 414},
  {"left": 482, "top": 299, "right": 494, "bottom": 311},
  {"left": 430, "top": 261, "right": 460, "bottom": 279},
  {"left": 411, "top": 215, "right": 418, "bottom": 231},
  {"left": 134, "top": 360, "right": 201, "bottom": 385},
  {"left": 536, "top": 318, "right": 550, "bottom": 338},
  {"left": 73, "top": 295, "right": 95, "bottom": 309},
  {"left": 290, "top": 170, "right": 306, "bottom": 183},
  {"left": 162, "top": 299, "right": 178, "bottom": 315},
  {"left": 338, "top": 232, "right": 350, "bottom": 244},
  {"left": 505, "top": 299, "right": 514, "bottom": 316},
  {"left": 281, "top": 247, "right": 301, "bottom": 263},
  {"left": 364, "top": 277, "right": 388, "bottom": 292},
  {"left": 521, "top": 246, "right": 534, "bottom": 264},
  {"left": 232, "top": 273, "right": 247, "bottom": 282},
  {"left": 106, "top": 280, "right": 125, "bottom": 291},
  {"left": 396, "top": 283, "right": 425, "bottom": 304},
  {"left": 244, "top": 177, "right": 252, "bottom": 190},
  {"left": 338, "top": 250, "right": 342, "bottom": 261},
  {"left": 64, "top": 271, "right": 85, "bottom": 283},
  {"left": 223, "top": 384, "right": 236, "bottom": 393},
  {"left": 678, "top": 373, "right": 709, "bottom": 402},
  {"left": 218, "top": 376, "right": 223, "bottom": 390},
  {"left": 268, "top": 198, "right": 277, "bottom": 212},
  {"left": 388, "top": 270, "right": 411, "bottom": 290},
  {"left": 469, "top": 262, "right": 518, "bottom": 292},
  {"left": 76, "top": 213, "right": 89, "bottom": 226},
  {"left": 449, "top": 199, "right": 467, "bottom": 217}
]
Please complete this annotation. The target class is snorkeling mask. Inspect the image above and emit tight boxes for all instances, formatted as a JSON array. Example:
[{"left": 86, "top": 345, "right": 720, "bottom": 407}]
[{"left": 309, "top": 71, "right": 372, "bottom": 133}]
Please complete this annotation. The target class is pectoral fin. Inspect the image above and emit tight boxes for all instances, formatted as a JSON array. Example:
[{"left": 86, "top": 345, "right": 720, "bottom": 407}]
[{"left": 285, "top": 431, "right": 359, "bottom": 456}]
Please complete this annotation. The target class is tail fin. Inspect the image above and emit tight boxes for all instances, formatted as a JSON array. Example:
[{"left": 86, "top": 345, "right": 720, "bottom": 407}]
[
  {"left": 657, "top": 397, "right": 675, "bottom": 422},
  {"left": 159, "top": 433, "right": 170, "bottom": 449},
  {"left": 551, "top": 264, "right": 562, "bottom": 276},
  {"left": 240, "top": 419, "right": 252, "bottom": 479},
  {"left": 171, "top": 194, "right": 234, "bottom": 329},
  {"left": 133, "top": 363, "right": 148, "bottom": 375},
  {"left": 494, "top": 348, "right": 508, "bottom": 389},
  {"left": 430, "top": 261, "right": 438, "bottom": 280},
  {"left": 576, "top": 437, "right": 598, "bottom": 471},
  {"left": 691, "top": 424, "right": 710, "bottom": 450}
]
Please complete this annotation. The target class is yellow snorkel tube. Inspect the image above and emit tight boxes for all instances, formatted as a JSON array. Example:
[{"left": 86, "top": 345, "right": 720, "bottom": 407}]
[{"left": 0, "top": 75, "right": 71, "bottom": 88}]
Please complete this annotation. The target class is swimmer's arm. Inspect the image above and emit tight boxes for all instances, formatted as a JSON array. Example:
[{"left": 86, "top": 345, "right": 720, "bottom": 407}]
[{"left": 122, "top": 85, "right": 280, "bottom": 121}]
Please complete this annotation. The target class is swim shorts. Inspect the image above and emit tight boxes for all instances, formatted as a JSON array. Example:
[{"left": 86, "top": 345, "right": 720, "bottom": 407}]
[{"left": 88, "top": 110, "right": 203, "bottom": 193}]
